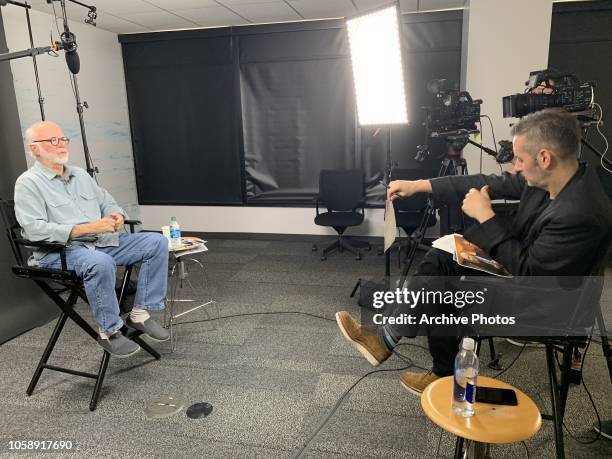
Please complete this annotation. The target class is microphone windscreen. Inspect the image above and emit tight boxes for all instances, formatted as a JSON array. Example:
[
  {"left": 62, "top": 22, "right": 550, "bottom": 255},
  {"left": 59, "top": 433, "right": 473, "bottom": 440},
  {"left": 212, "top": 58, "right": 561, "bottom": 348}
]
[{"left": 65, "top": 51, "right": 80, "bottom": 74}]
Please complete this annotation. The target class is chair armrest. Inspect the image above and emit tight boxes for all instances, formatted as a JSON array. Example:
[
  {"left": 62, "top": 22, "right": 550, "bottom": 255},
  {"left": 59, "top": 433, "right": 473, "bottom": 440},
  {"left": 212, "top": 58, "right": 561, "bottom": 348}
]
[
  {"left": 14, "top": 238, "right": 69, "bottom": 270},
  {"left": 350, "top": 200, "right": 366, "bottom": 215},
  {"left": 124, "top": 219, "right": 141, "bottom": 233},
  {"left": 313, "top": 196, "right": 323, "bottom": 216}
]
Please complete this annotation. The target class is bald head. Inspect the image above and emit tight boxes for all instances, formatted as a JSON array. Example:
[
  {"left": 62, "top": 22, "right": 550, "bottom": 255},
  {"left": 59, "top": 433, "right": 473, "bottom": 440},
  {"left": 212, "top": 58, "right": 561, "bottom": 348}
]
[
  {"left": 25, "top": 121, "right": 70, "bottom": 169},
  {"left": 25, "top": 121, "right": 64, "bottom": 146}
]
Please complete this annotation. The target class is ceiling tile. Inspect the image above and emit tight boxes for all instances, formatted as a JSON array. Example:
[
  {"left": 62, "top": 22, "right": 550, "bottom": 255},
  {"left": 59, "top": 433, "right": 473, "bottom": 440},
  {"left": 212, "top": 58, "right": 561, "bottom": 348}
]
[
  {"left": 418, "top": 0, "right": 465, "bottom": 11},
  {"left": 120, "top": 11, "right": 198, "bottom": 29},
  {"left": 95, "top": 0, "right": 162, "bottom": 15},
  {"left": 287, "top": 0, "right": 357, "bottom": 20},
  {"left": 217, "top": 0, "right": 287, "bottom": 4},
  {"left": 399, "top": 0, "right": 419, "bottom": 13},
  {"left": 173, "top": 6, "right": 248, "bottom": 27},
  {"left": 227, "top": 2, "right": 301, "bottom": 24},
  {"left": 93, "top": 13, "right": 151, "bottom": 34},
  {"left": 353, "top": 0, "right": 395, "bottom": 12},
  {"left": 144, "top": 0, "right": 218, "bottom": 9}
]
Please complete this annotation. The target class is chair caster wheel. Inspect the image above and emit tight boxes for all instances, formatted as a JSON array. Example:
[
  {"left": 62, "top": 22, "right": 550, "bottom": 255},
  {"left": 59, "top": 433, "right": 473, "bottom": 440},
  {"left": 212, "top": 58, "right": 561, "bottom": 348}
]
[{"left": 320, "top": 256, "right": 327, "bottom": 261}]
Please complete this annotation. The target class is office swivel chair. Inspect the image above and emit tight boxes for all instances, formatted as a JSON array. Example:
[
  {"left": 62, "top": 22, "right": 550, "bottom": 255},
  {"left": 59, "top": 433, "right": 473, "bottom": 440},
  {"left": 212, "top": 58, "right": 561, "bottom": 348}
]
[
  {"left": 0, "top": 198, "right": 161, "bottom": 411},
  {"left": 312, "top": 169, "right": 371, "bottom": 260},
  {"left": 391, "top": 168, "right": 437, "bottom": 266}
]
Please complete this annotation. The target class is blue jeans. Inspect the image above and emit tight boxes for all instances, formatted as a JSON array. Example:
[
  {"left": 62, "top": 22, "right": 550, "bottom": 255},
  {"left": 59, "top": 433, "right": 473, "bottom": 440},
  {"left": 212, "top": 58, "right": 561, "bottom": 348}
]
[{"left": 39, "top": 232, "right": 168, "bottom": 334}]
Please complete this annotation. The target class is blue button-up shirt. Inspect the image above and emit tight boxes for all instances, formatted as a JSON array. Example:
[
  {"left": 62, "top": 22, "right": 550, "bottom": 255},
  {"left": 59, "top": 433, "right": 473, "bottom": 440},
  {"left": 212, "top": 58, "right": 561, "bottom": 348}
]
[{"left": 14, "top": 161, "right": 127, "bottom": 264}]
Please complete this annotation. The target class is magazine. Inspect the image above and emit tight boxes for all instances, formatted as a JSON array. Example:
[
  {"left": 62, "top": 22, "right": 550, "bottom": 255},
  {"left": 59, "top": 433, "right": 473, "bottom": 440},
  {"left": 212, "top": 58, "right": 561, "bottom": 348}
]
[
  {"left": 169, "top": 236, "right": 208, "bottom": 257},
  {"left": 432, "top": 233, "right": 512, "bottom": 277}
]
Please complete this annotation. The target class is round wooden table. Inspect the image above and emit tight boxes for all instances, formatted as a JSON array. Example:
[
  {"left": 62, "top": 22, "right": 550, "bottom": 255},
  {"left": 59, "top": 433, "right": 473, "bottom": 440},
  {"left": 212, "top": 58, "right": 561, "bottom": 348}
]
[{"left": 421, "top": 376, "right": 542, "bottom": 458}]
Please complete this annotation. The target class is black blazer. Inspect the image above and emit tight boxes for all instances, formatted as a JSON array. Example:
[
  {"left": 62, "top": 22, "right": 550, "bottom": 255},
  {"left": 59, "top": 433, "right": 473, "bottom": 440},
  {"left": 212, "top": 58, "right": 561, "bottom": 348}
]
[{"left": 430, "top": 162, "right": 612, "bottom": 276}]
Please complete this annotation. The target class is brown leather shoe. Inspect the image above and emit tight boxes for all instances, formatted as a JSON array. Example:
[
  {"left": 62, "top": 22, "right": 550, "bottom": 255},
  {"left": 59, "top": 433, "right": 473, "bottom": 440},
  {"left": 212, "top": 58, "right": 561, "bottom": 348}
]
[
  {"left": 335, "top": 311, "right": 391, "bottom": 366},
  {"left": 399, "top": 371, "right": 440, "bottom": 396}
]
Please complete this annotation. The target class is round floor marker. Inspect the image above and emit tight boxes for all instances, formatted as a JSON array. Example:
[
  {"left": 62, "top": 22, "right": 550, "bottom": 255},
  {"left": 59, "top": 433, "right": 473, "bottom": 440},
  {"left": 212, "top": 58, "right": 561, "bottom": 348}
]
[
  {"left": 186, "top": 402, "right": 213, "bottom": 419},
  {"left": 144, "top": 396, "right": 184, "bottom": 419}
]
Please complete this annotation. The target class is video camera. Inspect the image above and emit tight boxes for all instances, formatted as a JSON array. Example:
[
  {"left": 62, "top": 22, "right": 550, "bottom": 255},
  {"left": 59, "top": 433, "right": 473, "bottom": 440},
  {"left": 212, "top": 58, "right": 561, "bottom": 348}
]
[
  {"left": 424, "top": 79, "right": 482, "bottom": 135},
  {"left": 502, "top": 69, "right": 595, "bottom": 118}
]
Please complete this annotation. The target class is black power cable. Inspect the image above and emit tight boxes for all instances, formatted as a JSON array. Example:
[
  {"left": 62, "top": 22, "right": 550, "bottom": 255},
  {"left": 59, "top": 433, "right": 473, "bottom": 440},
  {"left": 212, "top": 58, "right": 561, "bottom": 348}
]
[
  {"left": 174, "top": 311, "right": 335, "bottom": 326},
  {"left": 559, "top": 337, "right": 603, "bottom": 445},
  {"left": 293, "top": 362, "right": 416, "bottom": 458},
  {"left": 491, "top": 342, "right": 527, "bottom": 379}
]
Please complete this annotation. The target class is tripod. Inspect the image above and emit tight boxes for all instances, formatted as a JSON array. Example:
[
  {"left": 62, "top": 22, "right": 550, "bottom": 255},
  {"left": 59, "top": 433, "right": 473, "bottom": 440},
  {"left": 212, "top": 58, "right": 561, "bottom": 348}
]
[{"left": 399, "top": 139, "right": 468, "bottom": 281}]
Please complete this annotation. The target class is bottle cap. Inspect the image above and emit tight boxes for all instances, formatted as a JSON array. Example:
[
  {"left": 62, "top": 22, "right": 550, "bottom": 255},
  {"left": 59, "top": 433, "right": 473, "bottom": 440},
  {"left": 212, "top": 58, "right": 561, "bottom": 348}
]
[
  {"left": 462, "top": 337, "right": 475, "bottom": 351},
  {"left": 170, "top": 216, "right": 176, "bottom": 221}
]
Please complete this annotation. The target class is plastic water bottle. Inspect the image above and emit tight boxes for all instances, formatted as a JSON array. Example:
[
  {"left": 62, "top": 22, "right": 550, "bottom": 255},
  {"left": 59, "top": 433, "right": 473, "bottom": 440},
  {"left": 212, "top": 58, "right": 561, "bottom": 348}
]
[
  {"left": 452, "top": 337, "right": 479, "bottom": 417},
  {"left": 169, "top": 216, "right": 182, "bottom": 248}
]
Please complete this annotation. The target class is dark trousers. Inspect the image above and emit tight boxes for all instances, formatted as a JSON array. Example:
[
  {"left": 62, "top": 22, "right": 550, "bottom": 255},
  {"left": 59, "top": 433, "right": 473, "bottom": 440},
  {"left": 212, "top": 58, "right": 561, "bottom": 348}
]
[{"left": 389, "top": 248, "right": 483, "bottom": 377}]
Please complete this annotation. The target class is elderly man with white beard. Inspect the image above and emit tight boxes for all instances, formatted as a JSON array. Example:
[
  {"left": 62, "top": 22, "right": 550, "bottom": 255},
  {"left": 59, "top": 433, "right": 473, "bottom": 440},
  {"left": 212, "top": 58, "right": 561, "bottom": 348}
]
[{"left": 14, "top": 121, "right": 170, "bottom": 357}]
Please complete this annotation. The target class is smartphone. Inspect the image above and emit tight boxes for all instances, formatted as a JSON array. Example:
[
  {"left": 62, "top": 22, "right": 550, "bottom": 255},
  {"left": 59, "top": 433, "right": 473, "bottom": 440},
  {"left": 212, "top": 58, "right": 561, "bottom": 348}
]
[{"left": 475, "top": 386, "right": 518, "bottom": 406}]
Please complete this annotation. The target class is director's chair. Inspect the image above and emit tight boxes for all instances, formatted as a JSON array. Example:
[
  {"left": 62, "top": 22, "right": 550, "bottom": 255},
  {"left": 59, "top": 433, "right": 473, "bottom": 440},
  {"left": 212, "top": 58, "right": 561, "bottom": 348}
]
[
  {"left": 460, "top": 236, "right": 612, "bottom": 459},
  {"left": 1, "top": 198, "right": 160, "bottom": 411}
]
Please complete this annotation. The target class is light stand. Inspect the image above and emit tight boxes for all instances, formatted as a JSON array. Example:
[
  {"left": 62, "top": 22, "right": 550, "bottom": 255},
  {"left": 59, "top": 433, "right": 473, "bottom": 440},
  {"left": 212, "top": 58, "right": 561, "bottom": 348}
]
[
  {"left": 0, "top": 1, "right": 49, "bottom": 119},
  {"left": 346, "top": 2, "right": 409, "bottom": 279}
]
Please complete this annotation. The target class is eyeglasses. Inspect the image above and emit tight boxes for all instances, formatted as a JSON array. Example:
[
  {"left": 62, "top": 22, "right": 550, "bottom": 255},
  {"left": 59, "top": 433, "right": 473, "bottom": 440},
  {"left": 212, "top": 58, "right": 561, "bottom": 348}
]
[{"left": 32, "top": 137, "right": 70, "bottom": 146}]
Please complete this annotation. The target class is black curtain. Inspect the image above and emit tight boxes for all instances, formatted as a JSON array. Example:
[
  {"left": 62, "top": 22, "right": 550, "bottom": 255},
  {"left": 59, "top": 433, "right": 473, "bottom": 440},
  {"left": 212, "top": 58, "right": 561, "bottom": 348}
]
[
  {"left": 119, "top": 11, "right": 462, "bottom": 207},
  {"left": 238, "top": 22, "right": 355, "bottom": 204},
  {"left": 549, "top": 1, "right": 612, "bottom": 199},
  {"left": 121, "top": 29, "right": 244, "bottom": 205}
]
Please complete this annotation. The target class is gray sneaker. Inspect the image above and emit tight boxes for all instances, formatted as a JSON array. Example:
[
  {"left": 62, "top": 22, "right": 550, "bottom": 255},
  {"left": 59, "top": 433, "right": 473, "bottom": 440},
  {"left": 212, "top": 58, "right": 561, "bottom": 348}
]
[
  {"left": 126, "top": 318, "right": 170, "bottom": 342},
  {"left": 98, "top": 332, "right": 141, "bottom": 358}
]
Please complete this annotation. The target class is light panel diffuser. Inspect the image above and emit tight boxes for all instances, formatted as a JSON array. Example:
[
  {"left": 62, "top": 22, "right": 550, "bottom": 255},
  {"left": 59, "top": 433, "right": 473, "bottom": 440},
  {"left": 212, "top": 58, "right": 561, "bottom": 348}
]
[{"left": 346, "top": 4, "right": 408, "bottom": 126}]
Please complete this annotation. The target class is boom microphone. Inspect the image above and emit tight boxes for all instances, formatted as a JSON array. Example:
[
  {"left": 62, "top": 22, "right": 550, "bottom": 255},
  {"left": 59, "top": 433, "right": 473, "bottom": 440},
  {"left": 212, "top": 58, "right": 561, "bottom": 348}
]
[{"left": 60, "top": 30, "right": 79, "bottom": 74}]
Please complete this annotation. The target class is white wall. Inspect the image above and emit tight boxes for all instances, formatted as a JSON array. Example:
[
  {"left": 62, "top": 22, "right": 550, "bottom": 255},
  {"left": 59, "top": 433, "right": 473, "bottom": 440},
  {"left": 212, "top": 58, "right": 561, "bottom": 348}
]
[
  {"left": 461, "top": 0, "right": 553, "bottom": 176},
  {"left": 2, "top": 4, "right": 139, "bottom": 220},
  {"left": 141, "top": 205, "right": 386, "bottom": 237}
]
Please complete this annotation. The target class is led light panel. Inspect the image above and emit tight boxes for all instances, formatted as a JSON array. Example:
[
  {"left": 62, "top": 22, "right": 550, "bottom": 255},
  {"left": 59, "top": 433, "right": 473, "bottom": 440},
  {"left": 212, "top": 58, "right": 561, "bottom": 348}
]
[{"left": 346, "top": 3, "right": 408, "bottom": 126}]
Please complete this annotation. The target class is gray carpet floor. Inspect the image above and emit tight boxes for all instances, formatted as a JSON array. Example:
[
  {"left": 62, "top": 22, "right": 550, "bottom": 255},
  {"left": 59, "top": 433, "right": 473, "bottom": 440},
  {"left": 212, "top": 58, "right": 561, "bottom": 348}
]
[{"left": 1, "top": 237, "right": 611, "bottom": 458}]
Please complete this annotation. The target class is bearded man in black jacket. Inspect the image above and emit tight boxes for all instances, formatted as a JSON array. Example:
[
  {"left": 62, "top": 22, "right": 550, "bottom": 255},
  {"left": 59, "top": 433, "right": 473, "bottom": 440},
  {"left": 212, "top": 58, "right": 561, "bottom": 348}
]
[{"left": 335, "top": 108, "right": 612, "bottom": 395}]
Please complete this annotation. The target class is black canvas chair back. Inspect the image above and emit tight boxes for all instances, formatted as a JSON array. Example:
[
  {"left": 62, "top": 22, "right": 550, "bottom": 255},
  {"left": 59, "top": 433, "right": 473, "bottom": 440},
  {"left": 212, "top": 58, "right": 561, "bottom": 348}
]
[
  {"left": 538, "top": 236, "right": 612, "bottom": 459},
  {"left": 313, "top": 169, "right": 371, "bottom": 260},
  {"left": 0, "top": 198, "right": 26, "bottom": 266},
  {"left": 319, "top": 169, "right": 364, "bottom": 211},
  {"left": 0, "top": 197, "right": 159, "bottom": 411}
]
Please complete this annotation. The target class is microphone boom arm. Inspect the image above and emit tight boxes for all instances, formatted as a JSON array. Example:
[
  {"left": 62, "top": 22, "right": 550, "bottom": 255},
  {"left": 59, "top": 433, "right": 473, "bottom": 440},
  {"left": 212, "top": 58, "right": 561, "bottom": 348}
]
[{"left": 0, "top": 44, "right": 58, "bottom": 63}]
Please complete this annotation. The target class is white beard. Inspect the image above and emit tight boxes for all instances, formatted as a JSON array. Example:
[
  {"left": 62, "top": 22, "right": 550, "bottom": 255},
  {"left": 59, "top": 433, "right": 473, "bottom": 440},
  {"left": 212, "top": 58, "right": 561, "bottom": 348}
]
[{"left": 37, "top": 144, "right": 69, "bottom": 165}]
